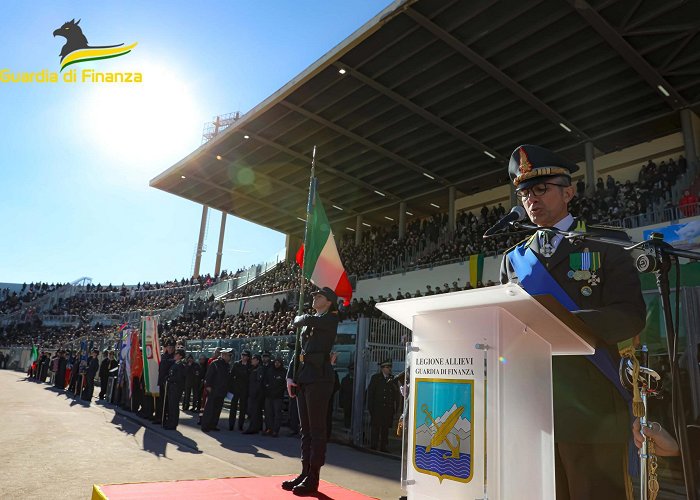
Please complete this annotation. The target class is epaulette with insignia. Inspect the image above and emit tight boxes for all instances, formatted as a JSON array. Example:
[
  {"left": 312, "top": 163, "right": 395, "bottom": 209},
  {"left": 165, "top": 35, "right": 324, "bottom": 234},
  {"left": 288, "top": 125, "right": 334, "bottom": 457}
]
[{"left": 504, "top": 234, "right": 534, "bottom": 254}]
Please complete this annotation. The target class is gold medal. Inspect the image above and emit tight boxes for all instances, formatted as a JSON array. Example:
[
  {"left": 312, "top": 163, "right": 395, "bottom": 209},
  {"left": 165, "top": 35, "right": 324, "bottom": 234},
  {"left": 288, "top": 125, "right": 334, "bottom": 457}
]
[{"left": 580, "top": 270, "right": 591, "bottom": 280}]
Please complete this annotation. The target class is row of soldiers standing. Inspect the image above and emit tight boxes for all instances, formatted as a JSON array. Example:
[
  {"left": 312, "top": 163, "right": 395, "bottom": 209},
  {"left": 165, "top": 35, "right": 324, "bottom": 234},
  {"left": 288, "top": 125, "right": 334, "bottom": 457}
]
[
  {"left": 29, "top": 348, "right": 117, "bottom": 403},
  {"left": 139, "top": 340, "right": 290, "bottom": 434},
  {"left": 199, "top": 348, "right": 289, "bottom": 435}
]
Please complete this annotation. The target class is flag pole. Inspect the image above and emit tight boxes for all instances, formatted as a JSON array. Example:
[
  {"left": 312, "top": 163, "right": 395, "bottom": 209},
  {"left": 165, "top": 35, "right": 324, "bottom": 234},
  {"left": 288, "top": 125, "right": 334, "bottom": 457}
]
[{"left": 293, "top": 146, "right": 317, "bottom": 380}]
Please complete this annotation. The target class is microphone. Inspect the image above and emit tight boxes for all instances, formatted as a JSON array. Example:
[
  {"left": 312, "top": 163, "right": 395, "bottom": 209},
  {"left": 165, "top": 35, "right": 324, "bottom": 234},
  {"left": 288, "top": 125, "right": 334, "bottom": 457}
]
[{"left": 483, "top": 206, "right": 527, "bottom": 237}]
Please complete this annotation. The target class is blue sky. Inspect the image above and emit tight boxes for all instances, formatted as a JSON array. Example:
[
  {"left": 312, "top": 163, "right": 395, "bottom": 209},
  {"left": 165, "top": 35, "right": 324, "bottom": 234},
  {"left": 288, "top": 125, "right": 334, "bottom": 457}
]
[{"left": 0, "top": 1, "right": 390, "bottom": 286}]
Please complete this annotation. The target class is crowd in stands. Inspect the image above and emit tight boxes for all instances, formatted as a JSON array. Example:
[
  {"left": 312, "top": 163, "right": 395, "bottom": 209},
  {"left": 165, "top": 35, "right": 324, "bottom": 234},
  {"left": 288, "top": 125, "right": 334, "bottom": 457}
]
[
  {"left": 227, "top": 262, "right": 300, "bottom": 299},
  {"left": 1, "top": 155, "right": 697, "bottom": 350},
  {"left": 0, "top": 323, "right": 109, "bottom": 350},
  {"left": 162, "top": 309, "right": 297, "bottom": 343},
  {"left": 49, "top": 293, "right": 187, "bottom": 317},
  {"left": 339, "top": 155, "right": 696, "bottom": 279},
  {"left": 338, "top": 280, "right": 496, "bottom": 321},
  {"left": 0, "top": 282, "right": 68, "bottom": 314}
]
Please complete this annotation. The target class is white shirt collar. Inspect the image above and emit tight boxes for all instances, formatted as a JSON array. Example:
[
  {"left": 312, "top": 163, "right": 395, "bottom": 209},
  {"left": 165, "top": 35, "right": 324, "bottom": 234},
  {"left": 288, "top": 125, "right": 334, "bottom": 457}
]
[{"left": 551, "top": 213, "right": 574, "bottom": 232}]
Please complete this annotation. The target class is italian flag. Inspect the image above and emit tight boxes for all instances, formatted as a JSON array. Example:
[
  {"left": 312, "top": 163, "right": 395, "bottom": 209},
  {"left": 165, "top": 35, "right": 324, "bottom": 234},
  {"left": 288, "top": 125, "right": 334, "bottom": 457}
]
[{"left": 296, "top": 189, "right": 353, "bottom": 305}]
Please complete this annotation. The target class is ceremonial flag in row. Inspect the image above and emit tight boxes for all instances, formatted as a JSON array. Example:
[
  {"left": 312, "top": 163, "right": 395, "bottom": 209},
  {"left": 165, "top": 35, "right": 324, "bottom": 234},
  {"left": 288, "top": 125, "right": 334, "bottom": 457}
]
[
  {"left": 130, "top": 330, "right": 143, "bottom": 394},
  {"left": 296, "top": 188, "right": 352, "bottom": 305},
  {"left": 120, "top": 329, "right": 132, "bottom": 396},
  {"left": 141, "top": 316, "right": 161, "bottom": 396},
  {"left": 468, "top": 253, "right": 484, "bottom": 286},
  {"left": 30, "top": 345, "right": 39, "bottom": 362}
]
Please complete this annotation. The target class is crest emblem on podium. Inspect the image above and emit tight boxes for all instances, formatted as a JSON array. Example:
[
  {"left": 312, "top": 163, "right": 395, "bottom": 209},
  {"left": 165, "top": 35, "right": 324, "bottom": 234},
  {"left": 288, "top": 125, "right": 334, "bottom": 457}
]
[{"left": 413, "top": 378, "right": 474, "bottom": 483}]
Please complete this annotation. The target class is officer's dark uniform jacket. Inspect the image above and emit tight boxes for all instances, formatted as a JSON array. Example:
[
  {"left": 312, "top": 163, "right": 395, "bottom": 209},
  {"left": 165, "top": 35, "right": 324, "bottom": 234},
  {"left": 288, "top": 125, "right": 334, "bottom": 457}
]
[
  {"left": 205, "top": 357, "right": 230, "bottom": 397},
  {"left": 248, "top": 364, "right": 265, "bottom": 399},
  {"left": 167, "top": 359, "right": 187, "bottom": 389},
  {"left": 86, "top": 357, "right": 100, "bottom": 379},
  {"left": 158, "top": 352, "right": 175, "bottom": 387},
  {"left": 185, "top": 361, "right": 201, "bottom": 387},
  {"left": 229, "top": 361, "right": 250, "bottom": 396},
  {"left": 367, "top": 371, "right": 399, "bottom": 426},
  {"left": 99, "top": 358, "right": 111, "bottom": 379},
  {"left": 501, "top": 219, "right": 646, "bottom": 443},
  {"left": 265, "top": 364, "right": 287, "bottom": 399},
  {"left": 286, "top": 312, "right": 339, "bottom": 384}
]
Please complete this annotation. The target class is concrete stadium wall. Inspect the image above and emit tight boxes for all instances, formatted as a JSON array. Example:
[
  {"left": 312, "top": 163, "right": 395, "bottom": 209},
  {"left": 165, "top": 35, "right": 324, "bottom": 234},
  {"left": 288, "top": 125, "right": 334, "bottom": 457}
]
[
  {"left": 354, "top": 255, "right": 502, "bottom": 301},
  {"left": 224, "top": 290, "right": 295, "bottom": 315}
]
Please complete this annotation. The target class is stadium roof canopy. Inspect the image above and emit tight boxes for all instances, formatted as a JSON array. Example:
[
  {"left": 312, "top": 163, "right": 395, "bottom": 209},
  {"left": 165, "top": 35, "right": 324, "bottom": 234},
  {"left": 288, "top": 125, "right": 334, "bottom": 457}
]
[{"left": 151, "top": 0, "right": 700, "bottom": 238}]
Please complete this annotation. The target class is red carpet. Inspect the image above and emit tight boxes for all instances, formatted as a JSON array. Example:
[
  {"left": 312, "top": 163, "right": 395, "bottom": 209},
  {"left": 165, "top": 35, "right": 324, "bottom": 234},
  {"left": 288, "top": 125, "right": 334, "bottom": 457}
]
[{"left": 92, "top": 475, "right": 377, "bottom": 499}]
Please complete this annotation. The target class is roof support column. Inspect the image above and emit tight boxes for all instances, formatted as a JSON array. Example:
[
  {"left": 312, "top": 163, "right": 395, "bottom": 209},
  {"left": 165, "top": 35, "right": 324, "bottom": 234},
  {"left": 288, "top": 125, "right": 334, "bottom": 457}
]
[
  {"left": 355, "top": 215, "right": 363, "bottom": 246},
  {"left": 398, "top": 202, "right": 406, "bottom": 239},
  {"left": 193, "top": 205, "right": 208, "bottom": 278},
  {"left": 448, "top": 186, "right": 456, "bottom": 239},
  {"left": 214, "top": 211, "right": 227, "bottom": 277},
  {"left": 585, "top": 141, "right": 595, "bottom": 197},
  {"left": 681, "top": 108, "right": 698, "bottom": 165}
]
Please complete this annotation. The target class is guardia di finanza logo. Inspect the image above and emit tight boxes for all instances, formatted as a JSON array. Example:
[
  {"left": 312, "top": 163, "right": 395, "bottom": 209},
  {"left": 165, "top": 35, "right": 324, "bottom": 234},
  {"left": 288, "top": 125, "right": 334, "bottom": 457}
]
[
  {"left": 53, "top": 19, "right": 139, "bottom": 81},
  {"left": 413, "top": 378, "right": 474, "bottom": 483}
]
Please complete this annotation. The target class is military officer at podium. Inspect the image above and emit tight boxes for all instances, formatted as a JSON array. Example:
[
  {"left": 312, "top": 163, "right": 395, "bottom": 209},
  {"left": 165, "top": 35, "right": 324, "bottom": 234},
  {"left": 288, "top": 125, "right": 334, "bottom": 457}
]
[
  {"left": 283, "top": 287, "right": 339, "bottom": 496},
  {"left": 500, "top": 144, "right": 646, "bottom": 499}
]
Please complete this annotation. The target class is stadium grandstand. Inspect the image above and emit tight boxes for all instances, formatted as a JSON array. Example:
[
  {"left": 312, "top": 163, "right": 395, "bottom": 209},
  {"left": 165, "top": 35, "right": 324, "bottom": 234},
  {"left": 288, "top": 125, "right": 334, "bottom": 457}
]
[{"left": 3, "top": 1, "right": 700, "bottom": 496}]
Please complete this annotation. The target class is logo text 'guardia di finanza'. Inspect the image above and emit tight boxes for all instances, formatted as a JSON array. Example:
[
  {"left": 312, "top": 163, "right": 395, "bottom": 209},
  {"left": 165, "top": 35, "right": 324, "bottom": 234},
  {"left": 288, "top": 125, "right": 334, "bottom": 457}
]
[{"left": 1, "top": 19, "right": 141, "bottom": 83}]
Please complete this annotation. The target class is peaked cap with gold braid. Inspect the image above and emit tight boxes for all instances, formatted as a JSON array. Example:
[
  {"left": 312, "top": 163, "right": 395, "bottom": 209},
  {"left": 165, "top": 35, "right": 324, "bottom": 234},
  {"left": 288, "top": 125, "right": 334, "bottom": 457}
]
[{"left": 508, "top": 144, "right": 579, "bottom": 189}]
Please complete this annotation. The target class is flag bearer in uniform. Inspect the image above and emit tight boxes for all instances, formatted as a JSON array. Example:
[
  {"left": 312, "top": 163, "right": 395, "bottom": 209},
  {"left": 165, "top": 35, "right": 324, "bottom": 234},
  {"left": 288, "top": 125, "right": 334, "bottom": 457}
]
[{"left": 283, "top": 287, "right": 339, "bottom": 496}]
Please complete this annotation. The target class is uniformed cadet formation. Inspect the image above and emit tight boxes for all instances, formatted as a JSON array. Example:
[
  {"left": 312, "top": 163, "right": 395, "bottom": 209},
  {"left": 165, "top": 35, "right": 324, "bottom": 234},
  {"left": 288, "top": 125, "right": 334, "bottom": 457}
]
[{"left": 24, "top": 286, "right": 404, "bottom": 497}]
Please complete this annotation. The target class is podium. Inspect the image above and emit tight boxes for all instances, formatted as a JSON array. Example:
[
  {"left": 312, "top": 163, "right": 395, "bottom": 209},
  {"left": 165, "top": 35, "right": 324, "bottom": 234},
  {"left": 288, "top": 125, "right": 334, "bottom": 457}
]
[{"left": 376, "top": 284, "right": 595, "bottom": 500}]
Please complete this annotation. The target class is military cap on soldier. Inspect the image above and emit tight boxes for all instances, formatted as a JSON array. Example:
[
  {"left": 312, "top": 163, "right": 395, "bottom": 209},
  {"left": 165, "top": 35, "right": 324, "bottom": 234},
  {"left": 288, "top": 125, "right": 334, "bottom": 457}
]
[
  {"left": 241, "top": 349, "right": 251, "bottom": 356},
  {"left": 252, "top": 353, "right": 261, "bottom": 361},
  {"left": 379, "top": 359, "right": 392, "bottom": 368},
  {"left": 262, "top": 350, "right": 271, "bottom": 358},
  {"left": 509, "top": 144, "right": 579, "bottom": 190},
  {"left": 92, "top": 348, "right": 99, "bottom": 353},
  {"left": 312, "top": 286, "right": 337, "bottom": 303},
  {"left": 176, "top": 348, "right": 186, "bottom": 358},
  {"left": 164, "top": 338, "right": 176, "bottom": 347},
  {"left": 220, "top": 348, "right": 233, "bottom": 354}
]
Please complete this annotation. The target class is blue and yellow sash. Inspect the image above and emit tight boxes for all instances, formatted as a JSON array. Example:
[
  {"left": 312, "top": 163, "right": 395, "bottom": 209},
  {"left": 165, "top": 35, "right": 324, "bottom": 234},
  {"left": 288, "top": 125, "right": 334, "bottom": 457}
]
[
  {"left": 508, "top": 243, "right": 638, "bottom": 472},
  {"left": 508, "top": 243, "right": 629, "bottom": 401}
]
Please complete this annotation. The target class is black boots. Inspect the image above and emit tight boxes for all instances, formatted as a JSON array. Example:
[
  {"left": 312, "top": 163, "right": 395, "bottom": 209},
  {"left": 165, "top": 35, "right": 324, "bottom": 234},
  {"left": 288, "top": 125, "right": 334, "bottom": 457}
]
[
  {"left": 281, "top": 464, "right": 309, "bottom": 491},
  {"left": 292, "top": 471, "right": 319, "bottom": 496}
]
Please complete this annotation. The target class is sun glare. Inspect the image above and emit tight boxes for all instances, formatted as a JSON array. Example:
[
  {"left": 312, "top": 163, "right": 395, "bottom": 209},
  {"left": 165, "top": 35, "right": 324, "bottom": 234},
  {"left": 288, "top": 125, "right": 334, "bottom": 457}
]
[{"left": 79, "top": 62, "right": 204, "bottom": 184}]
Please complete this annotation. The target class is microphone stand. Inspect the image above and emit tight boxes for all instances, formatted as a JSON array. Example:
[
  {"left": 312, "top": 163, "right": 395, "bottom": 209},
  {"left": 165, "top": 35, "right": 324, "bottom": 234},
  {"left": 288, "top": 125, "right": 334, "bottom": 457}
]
[{"left": 503, "top": 222, "right": 700, "bottom": 499}]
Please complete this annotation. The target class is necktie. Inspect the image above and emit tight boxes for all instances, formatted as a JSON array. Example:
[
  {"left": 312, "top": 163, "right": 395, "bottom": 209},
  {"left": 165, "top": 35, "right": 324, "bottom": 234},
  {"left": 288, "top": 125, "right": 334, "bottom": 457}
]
[{"left": 540, "top": 229, "right": 556, "bottom": 258}]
